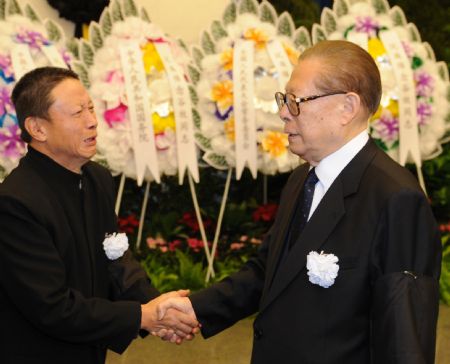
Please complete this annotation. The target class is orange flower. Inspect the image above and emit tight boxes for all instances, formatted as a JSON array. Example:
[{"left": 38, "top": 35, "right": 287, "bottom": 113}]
[
  {"left": 283, "top": 42, "right": 300, "bottom": 66},
  {"left": 211, "top": 80, "right": 234, "bottom": 110},
  {"left": 224, "top": 116, "right": 235, "bottom": 141},
  {"left": 243, "top": 28, "right": 269, "bottom": 49},
  {"left": 220, "top": 48, "right": 233, "bottom": 70},
  {"left": 261, "top": 131, "right": 288, "bottom": 157}
]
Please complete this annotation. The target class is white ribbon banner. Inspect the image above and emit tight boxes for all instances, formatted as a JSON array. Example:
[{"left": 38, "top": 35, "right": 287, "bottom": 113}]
[
  {"left": 11, "top": 44, "right": 35, "bottom": 80},
  {"left": 347, "top": 32, "right": 369, "bottom": 51},
  {"left": 266, "top": 39, "right": 293, "bottom": 90},
  {"left": 119, "top": 43, "right": 160, "bottom": 185},
  {"left": 153, "top": 42, "right": 199, "bottom": 185},
  {"left": 233, "top": 39, "right": 257, "bottom": 180},
  {"left": 41, "top": 45, "right": 68, "bottom": 68},
  {"left": 379, "top": 30, "right": 421, "bottom": 167}
]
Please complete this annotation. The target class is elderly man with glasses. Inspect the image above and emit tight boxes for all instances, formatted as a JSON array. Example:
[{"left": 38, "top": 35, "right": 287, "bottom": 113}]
[{"left": 157, "top": 40, "right": 441, "bottom": 364}]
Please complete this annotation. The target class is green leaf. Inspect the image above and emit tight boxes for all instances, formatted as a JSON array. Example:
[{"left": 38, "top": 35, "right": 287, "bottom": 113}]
[
  {"left": 177, "top": 39, "right": 189, "bottom": 53},
  {"left": 66, "top": 38, "right": 80, "bottom": 60},
  {"left": 436, "top": 61, "right": 449, "bottom": 82},
  {"left": 277, "top": 12, "right": 295, "bottom": 37},
  {"left": 89, "top": 23, "right": 103, "bottom": 50},
  {"left": 259, "top": 1, "right": 277, "bottom": 25},
  {"left": 123, "top": 0, "right": 138, "bottom": 17},
  {"left": 140, "top": 7, "right": 151, "bottom": 22},
  {"left": 45, "top": 20, "right": 63, "bottom": 43},
  {"left": 111, "top": 0, "right": 123, "bottom": 22},
  {"left": 389, "top": 6, "right": 407, "bottom": 26},
  {"left": 72, "top": 61, "right": 90, "bottom": 88},
  {"left": 0, "top": 0, "right": 5, "bottom": 20},
  {"left": 191, "top": 46, "right": 204, "bottom": 69},
  {"left": 211, "top": 20, "right": 228, "bottom": 41},
  {"left": 371, "top": 0, "right": 390, "bottom": 14},
  {"left": 293, "top": 26, "right": 311, "bottom": 50},
  {"left": 222, "top": 2, "right": 236, "bottom": 26},
  {"left": 7, "top": 0, "right": 21, "bottom": 16},
  {"left": 203, "top": 152, "right": 229, "bottom": 170},
  {"left": 80, "top": 39, "right": 95, "bottom": 67},
  {"left": 201, "top": 31, "right": 216, "bottom": 55},
  {"left": 238, "top": 0, "right": 258, "bottom": 15},
  {"left": 333, "top": 0, "right": 349, "bottom": 17},
  {"left": 24, "top": 4, "right": 40, "bottom": 22},
  {"left": 187, "top": 65, "right": 200, "bottom": 85},
  {"left": 320, "top": 7, "right": 337, "bottom": 35},
  {"left": 195, "top": 132, "right": 212, "bottom": 152},
  {"left": 99, "top": 9, "right": 112, "bottom": 37},
  {"left": 188, "top": 86, "right": 199, "bottom": 105},
  {"left": 192, "top": 108, "right": 201, "bottom": 129},
  {"left": 312, "top": 24, "right": 327, "bottom": 44},
  {"left": 407, "top": 23, "right": 421, "bottom": 43},
  {"left": 423, "top": 41, "right": 436, "bottom": 61}
]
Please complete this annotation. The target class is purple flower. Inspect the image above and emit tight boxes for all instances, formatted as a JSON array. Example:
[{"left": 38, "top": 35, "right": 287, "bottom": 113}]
[
  {"left": 0, "top": 124, "right": 26, "bottom": 158},
  {"left": 401, "top": 41, "right": 414, "bottom": 59},
  {"left": 355, "top": 16, "right": 379, "bottom": 37},
  {"left": 0, "top": 87, "right": 15, "bottom": 121},
  {"left": 415, "top": 71, "right": 434, "bottom": 97},
  {"left": 373, "top": 113, "right": 399, "bottom": 142},
  {"left": 0, "top": 54, "right": 15, "bottom": 83},
  {"left": 417, "top": 102, "right": 432, "bottom": 126},
  {"left": 15, "top": 29, "right": 50, "bottom": 50}
]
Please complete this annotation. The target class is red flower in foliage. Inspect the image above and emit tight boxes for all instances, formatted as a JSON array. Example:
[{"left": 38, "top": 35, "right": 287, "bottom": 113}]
[
  {"left": 169, "top": 239, "right": 182, "bottom": 251},
  {"left": 180, "top": 212, "right": 213, "bottom": 232},
  {"left": 252, "top": 203, "right": 278, "bottom": 222},
  {"left": 439, "top": 223, "right": 450, "bottom": 233},
  {"left": 118, "top": 214, "right": 139, "bottom": 234},
  {"left": 187, "top": 238, "right": 204, "bottom": 252}
]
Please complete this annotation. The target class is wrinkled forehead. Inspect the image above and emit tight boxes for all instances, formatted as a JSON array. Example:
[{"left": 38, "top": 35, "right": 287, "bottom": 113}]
[
  {"left": 49, "top": 78, "right": 91, "bottom": 108},
  {"left": 285, "top": 59, "right": 323, "bottom": 95}
]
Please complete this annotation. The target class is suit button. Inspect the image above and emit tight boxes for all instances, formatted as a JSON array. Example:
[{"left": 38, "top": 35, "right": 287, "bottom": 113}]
[{"left": 254, "top": 328, "right": 263, "bottom": 340}]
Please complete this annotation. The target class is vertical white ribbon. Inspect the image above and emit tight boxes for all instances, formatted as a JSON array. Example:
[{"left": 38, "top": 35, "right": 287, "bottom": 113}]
[
  {"left": 233, "top": 39, "right": 257, "bottom": 180},
  {"left": 119, "top": 43, "right": 160, "bottom": 186},
  {"left": 41, "top": 45, "right": 68, "bottom": 68},
  {"left": 11, "top": 44, "right": 35, "bottom": 80},
  {"left": 379, "top": 30, "right": 421, "bottom": 168},
  {"left": 153, "top": 42, "right": 199, "bottom": 185},
  {"left": 347, "top": 32, "right": 369, "bottom": 51},
  {"left": 266, "top": 39, "right": 293, "bottom": 90}
]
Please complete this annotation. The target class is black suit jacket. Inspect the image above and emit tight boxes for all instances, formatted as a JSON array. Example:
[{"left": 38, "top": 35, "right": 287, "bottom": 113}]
[
  {"left": 0, "top": 148, "right": 159, "bottom": 364},
  {"left": 190, "top": 139, "right": 441, "bottom": 364}
]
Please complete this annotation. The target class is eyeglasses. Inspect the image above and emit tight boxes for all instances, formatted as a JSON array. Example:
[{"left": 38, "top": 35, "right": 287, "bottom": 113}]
[{"left": 274, "top": 91, "right": 348, "bottom": 116}]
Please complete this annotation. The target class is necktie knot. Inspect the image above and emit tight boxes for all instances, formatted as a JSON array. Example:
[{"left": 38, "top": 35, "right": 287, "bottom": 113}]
[{"left": 305, "top": 168, "right": 319, "bottom": 188}]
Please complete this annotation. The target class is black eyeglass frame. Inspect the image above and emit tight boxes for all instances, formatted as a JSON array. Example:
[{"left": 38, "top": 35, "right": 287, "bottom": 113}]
[{"left": 275, "top": 91, "right": 348, "bottom": 116}]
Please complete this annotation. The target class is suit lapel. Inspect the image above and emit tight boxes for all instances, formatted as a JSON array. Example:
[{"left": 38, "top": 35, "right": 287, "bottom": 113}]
[{"left": 260, "top": 138, "right": 379, "bottom": 312}]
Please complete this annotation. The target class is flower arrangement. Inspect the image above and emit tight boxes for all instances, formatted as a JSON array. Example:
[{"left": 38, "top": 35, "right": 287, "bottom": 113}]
[
  {"left": 0, "top": 0, "right": 73, "bottom": 180},
  {"left": 74, "top": 0, "right": 198, "bottom": 182},
  {"left": 189, "top": 0, "right": 311, "bottom": 175},
  {"left": 312, "top": 0, "right": 449, "bottom": 162}
]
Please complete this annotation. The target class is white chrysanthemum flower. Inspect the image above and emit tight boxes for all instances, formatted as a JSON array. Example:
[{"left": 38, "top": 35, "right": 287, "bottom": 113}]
[
  {"left": 103, "top": 232, "right": 129, "bottom": 260},
  {"left": 306, "top": 251, "right": 339, "bottom": 288}
]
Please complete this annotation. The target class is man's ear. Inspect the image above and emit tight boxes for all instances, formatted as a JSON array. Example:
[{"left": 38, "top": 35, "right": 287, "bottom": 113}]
[
  {"left": 341, "top": 92, "right": 361, "bottom": 125},
  {"left": 24, "top": 116, "right": 47, "bottom": 142}
]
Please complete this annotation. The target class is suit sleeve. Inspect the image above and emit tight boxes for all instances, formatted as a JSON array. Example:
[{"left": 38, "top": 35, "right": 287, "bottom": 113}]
[
  {"left": 370, "top": 189, "right": 442, "bottom": 364},
  {"left": 0, "top": 196, "right": 142, "bottom": 354}
]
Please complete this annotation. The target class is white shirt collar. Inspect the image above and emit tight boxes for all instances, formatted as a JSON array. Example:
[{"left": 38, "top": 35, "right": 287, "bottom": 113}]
[{"left": 315, "top": 130, "right": 369, "bottom": 192}]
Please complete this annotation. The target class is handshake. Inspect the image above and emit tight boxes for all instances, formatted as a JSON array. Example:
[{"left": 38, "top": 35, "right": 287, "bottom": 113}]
[{"left": 140, "top": 290, "right": 198, "bottom": 344}]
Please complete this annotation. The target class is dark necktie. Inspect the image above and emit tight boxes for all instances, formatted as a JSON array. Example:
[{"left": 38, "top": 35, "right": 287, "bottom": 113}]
[{"left": 288, "top": 168, "right": 319, "bottom": 249}]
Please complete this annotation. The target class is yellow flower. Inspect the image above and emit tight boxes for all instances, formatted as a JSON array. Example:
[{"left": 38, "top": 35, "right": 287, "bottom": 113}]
[
  {"left": 371, "top": 98, "right": 399, "bottom": 121},
  {"left": 368, "top": 38, "right": 387, "bottom": 60},
  {"left": 224, "top": 116, "right": 235, "bottom": 141},
  {"left": 152, "top": 112, "right": 176, "bottom": 134},
  {"left": 261, "top": 131, "right": 288, "bottom": 158},
  {"left": 220, "top": 48, "right": 233, "bottom": 71},
  {"left": 283, "top": 43, "right": 300, "bottom": 66},
  {"left": 141, "top": 42, "right": 165, "bottom": 74},
  {"left": 243, "top": 28, "right": 269, "bottom": 49},
  {"left": 211, "top": 80, "right": 234, "bottom": 110}
]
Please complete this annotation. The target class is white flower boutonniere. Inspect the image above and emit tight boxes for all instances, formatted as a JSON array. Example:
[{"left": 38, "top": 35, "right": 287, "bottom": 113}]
[
  {"left": 306, "top": 251, "right": 339, "bottom": 288},
  {"left": 103, "top": 232, "right": 129, "bottom": 260}
]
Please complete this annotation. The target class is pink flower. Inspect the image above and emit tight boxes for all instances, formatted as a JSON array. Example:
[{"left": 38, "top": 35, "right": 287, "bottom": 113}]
[
  {"left": 415, "top": 71, "right": 434, "bottom": 98},
  {"left": 0, "top": 124, "right": 26, "bottom": 158},
  {"left": 355, "top": 16, "right": 379, "bottom": 37},
  {"left": 230, "top": 242, "right": 245, "bottom": 250},
  {"left": 372, "top": 114, "right": 399, "bottom": 142},
  {"left": 104, "top": 103, "right": 128, "bottom": 128},
  {"left": 168, "top": 239, "right": 182, "bottom": 251},
  {"left": 187, "top": 238, "right": 204, "bottom": 252},
  {"left": 417, "top": 102, "right": 432, "bottom": 126},
  {"left": 146, "top": 236, "right": 167, "bottom": 250}
]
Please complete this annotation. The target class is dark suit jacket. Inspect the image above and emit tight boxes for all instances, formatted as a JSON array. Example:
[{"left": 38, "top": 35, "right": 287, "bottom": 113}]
[
  {"left": 190, "top": 139, "right": 441, "bottom": 364},
  {"left": 0, "top": 148, "right": 159, "bottom": 364}
]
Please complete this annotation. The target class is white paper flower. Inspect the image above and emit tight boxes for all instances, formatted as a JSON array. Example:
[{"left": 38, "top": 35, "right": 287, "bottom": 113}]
[
  {"left": 306, "top": 251, "right": 339, "bottom": 288},
  {"left": 103, "top": 232, "right": 129, "bottom": 260}
]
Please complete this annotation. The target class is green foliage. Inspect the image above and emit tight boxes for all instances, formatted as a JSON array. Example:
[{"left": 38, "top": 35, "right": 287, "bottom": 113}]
[
  {"left": 111, "top": 0, "right": 124, "bottom": 22},
  {"left": 7, "top": 0, "right": 21, "bottom": 16},
  {"left": 72, "top": 61, "right": 90, "bottom": 88},
  {"left": 211, "top": 20, "right": 228, "bottom": 41},
  {"left": 222, "top": 2, "right": 236, "bottom": 26},
  {"left": 100, "top": 9, "right": 113, "bottom": 37},
  {"left": 201, "top": 31, "right": 216, "bottom": 55},
  {"left": 24, "top": 4, "right": 40, "bottom": 22},
  {"left": 80, "top": 40, "right": 95, "bottom": 67},
  {"left": 187, "top": 65, "right": 200, "bottom": 85},
  {"left": 89, "top": 23, "right": 103, "bottom": 50},
  {"left": 238, "top": 0, "right": 258, "bottom": 15},
  {"left": 123, "top": 0, "right": 138, "bottom": 17},
  {"left": 140, "top": 7, "right": 151, "bottom": 23},
  {"left": 0, "top": 0, "right": 5, "bottom": 20},
  {"left": 440, "top": 234, "right": 450, "bottom": 305},
  {"left": 45, "top": 20, "right": 63, "bottom": 42},
  {"left": 259, "top": 1, "right": 277, "bottom": 25}
]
